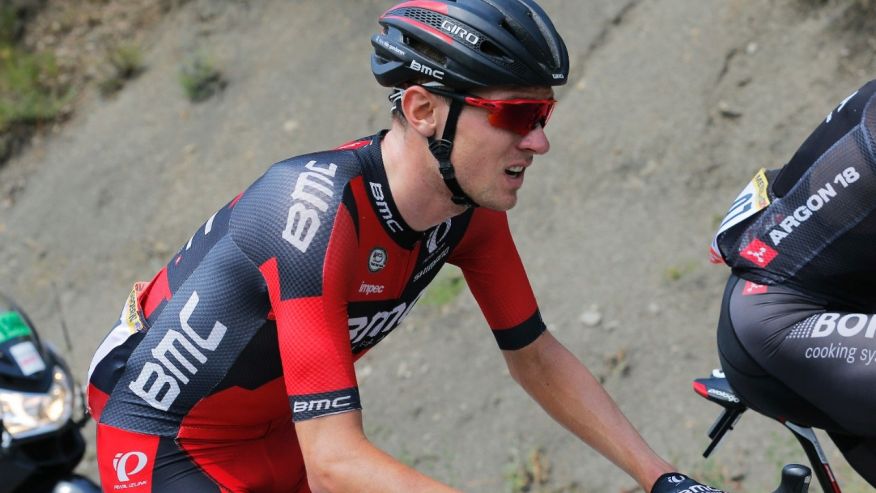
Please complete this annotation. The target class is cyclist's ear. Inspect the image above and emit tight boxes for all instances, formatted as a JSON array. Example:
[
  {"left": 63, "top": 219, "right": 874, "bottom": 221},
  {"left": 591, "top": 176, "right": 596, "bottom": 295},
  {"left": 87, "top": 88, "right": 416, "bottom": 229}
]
[{"left": 400, "top": 85, "right": 448, "bottom": 139}]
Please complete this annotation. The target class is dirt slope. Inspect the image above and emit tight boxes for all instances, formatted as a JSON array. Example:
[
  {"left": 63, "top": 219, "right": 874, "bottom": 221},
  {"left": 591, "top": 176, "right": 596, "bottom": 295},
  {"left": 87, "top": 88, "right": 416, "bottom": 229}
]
[{"left": 0, "top": 1, "right": 873, "bottom": 491}]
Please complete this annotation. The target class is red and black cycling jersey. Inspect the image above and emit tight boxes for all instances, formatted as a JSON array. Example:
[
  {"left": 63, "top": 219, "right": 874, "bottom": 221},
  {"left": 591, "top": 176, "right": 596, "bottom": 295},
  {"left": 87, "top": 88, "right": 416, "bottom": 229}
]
[
  {"left": 88, "top": 132, "right": 545, "bottom": 438},
  {"left": 711, "top": 79, "right": 876, "bottom": 311}
]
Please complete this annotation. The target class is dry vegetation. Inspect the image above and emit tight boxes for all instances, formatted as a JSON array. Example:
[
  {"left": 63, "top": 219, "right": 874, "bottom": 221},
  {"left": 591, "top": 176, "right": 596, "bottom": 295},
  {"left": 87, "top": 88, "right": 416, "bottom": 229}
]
[{"left": 0, "top": 0, "right": 186, "bottom": 164}]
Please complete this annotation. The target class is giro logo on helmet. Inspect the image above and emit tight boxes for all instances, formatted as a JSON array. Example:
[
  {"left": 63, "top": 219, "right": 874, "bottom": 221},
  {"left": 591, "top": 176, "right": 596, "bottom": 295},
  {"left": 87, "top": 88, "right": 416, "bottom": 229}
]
[{"left": 440, "top": 20, "right": 479, "bottom": 45}]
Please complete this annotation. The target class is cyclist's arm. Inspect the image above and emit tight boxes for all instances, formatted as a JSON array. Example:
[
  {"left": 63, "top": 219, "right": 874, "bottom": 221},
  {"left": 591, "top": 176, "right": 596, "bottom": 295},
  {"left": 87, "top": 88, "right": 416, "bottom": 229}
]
[
  {"left": 502, "top": 330, "right": 674, "bottom": 491},
  {"left": 295, "top": 410, "right": 463, "bottom": 493}
]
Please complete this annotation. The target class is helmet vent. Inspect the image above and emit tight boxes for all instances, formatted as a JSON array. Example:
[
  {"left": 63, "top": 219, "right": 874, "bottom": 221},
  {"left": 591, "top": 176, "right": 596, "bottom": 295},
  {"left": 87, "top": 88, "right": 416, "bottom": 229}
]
[
  {"left": 479, "top": 40, "right": 511, "bottom": 62},
  {"left": 397, "top": 8, "right": 445, "bottom": 31},
  {"left": 409, "top": 38, "right": 448, "bottom": 65}
]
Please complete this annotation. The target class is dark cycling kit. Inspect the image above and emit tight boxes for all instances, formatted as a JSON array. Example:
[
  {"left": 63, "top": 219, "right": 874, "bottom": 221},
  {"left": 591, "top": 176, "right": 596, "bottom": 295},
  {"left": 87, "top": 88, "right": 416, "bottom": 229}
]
[
  {"left": 86, "top": 133, "right": 546, "bottom": 492},
  {"left": 710, "top": 79, "right": 876, "bottom": 485}
]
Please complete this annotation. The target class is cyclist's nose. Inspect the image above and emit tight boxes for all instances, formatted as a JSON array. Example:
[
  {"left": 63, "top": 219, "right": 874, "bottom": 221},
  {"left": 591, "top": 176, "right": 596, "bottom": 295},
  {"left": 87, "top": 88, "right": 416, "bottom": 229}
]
[{"left": 520, "top": 125, "right": 550, "bottom": 155}]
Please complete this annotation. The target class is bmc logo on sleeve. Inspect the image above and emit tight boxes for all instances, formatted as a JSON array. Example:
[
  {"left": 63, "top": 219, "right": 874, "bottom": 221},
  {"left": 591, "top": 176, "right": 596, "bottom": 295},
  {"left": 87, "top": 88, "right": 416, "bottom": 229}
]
[
  {"left": 739, "top": 238, "right": 778, "bottom": 268},
  {"left": 290, "top": 388, "right": 361, "bottom": 421}
]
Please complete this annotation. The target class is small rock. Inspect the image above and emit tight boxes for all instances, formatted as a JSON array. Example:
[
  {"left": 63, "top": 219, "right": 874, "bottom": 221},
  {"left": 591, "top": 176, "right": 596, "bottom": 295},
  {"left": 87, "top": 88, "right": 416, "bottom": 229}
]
[
  {"left": 151, "top": 241, "right": 170, "bottom": 256},
  {"left": 579, "top": 305, "right": 602, "bottom": 327},
  {"left": 717, "top": 100, "right": 742, "bottom": 119},
  {"left": 647, "top": 302, "right": 661, "bottom": 315},
  {"left": 283, "top": 119, "right": 299, "bottom": 133},
  {"left": 396, "top": 361, "right": 412, "bottom": 379},
  {"left": 746, "top": 41, "right": 758, "bottom": 54}
]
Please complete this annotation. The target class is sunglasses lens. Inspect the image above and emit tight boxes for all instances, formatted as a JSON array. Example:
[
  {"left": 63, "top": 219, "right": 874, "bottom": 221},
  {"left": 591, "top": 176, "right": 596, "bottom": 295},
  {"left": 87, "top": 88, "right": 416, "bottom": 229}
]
[{"left": 486, "top": 100, "right": 555, "bottom": 136}]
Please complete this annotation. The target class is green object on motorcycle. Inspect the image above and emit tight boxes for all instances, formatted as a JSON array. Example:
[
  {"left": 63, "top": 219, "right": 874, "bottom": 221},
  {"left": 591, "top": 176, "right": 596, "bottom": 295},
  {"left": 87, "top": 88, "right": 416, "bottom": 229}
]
[{"left": 0, "top": 310, "right": 33, "bottom": 343}]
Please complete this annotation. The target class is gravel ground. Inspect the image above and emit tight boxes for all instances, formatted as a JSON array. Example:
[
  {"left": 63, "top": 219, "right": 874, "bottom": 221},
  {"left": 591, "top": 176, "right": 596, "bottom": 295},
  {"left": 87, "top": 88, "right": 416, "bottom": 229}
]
[{"left": 1, "top": 1, "right": 874, "bottom": 491}]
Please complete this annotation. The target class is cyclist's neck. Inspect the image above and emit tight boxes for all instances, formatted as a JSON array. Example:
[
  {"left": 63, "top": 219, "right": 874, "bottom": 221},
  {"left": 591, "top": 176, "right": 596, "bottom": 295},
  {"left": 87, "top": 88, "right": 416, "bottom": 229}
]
[{"left": 381, "top": 126, "right": 468, "bottom": 232}]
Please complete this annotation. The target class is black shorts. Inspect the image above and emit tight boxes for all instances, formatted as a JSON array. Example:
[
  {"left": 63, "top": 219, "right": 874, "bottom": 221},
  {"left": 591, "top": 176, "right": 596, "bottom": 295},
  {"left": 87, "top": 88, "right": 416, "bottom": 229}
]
[{"left": 717, "top": 273, "right": 876, "bottom": 485}]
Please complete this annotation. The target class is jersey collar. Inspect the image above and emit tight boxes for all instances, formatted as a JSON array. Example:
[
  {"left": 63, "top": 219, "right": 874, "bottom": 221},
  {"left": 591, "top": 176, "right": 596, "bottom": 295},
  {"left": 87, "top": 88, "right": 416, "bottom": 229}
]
[{"left": 358, "top": 133, "right": 422, "bottom": 249}]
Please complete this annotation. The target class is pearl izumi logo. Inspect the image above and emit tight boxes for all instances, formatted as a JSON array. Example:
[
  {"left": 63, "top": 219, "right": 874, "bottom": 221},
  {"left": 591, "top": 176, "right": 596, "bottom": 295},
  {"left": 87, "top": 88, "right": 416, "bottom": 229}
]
[
  {"left": 426, "top": 219, "right": 451, "bottom": 254},
  {"left": 368, "top": 248, "right": 387, "bottom": 272},
  {"left": 113, "top": 451, "right": 148, "bottom": 487}
]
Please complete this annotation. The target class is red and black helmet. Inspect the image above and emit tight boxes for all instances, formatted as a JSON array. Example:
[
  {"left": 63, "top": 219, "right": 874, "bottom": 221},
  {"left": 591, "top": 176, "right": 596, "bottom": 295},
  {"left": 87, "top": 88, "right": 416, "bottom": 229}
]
[{"left": 371, "top": 0, "right": 569, "bottom": 89}]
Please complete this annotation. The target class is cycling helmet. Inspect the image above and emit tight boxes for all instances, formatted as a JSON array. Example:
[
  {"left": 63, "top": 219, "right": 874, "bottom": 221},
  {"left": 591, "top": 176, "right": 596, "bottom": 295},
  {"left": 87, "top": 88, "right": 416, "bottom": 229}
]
[
  {"left": 371, "top": 0, "right": 569, "bottom": 208},
  {"left": 371, "top": 0, "right": 569, "bottom": 89}
]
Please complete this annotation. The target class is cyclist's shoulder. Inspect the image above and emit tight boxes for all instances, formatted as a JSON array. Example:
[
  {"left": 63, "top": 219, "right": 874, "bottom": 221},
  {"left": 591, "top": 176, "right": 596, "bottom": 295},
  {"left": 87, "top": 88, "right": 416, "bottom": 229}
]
[
  {"left": 226, "top": 138, "right": 380, "bottom": 261},
  {"left": 238, "top": 136, "right": 381, "bottom": 205}
]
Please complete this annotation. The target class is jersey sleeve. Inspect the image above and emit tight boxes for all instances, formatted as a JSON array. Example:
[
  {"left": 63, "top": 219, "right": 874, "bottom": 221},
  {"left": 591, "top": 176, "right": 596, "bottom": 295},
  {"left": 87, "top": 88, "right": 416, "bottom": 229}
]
[
  {"left": 229, "top": 156, "right": 361, "bottom": 421},
  {"left": 448, "top": 208, "right": 546, "bottom": 350}
]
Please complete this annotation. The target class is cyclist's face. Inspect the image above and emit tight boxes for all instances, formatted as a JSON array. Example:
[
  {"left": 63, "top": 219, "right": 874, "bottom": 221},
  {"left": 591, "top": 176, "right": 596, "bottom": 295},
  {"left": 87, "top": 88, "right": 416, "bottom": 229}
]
[{"left": 449, "top": 86, "right": 553, "bottom": 211}]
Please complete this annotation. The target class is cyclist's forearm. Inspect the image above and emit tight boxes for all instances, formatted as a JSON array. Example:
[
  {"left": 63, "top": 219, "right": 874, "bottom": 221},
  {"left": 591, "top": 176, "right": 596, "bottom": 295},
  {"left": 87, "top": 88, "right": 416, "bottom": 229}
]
[
  {"left": 504, "top": 331, "right": 673, "bottom": 490},
  {"left": 307, "top": 442, "right": 462, "bottom": 493},
  {"left": 297, "top": 411, "right": 464, "bottom": 493}
]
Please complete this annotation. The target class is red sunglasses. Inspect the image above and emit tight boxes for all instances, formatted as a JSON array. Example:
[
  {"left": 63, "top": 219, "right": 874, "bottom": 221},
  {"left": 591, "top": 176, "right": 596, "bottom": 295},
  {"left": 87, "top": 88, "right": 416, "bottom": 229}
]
[{"left": 423, "top": 86, "right": 557, "bottom": 137}]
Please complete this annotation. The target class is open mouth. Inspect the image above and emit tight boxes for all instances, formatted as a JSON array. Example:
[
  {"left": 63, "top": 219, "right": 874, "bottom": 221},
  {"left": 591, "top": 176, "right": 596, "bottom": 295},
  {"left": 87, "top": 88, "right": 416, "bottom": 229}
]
[{"left": 505, "top": 165, "right": 524, "bottom": 178}]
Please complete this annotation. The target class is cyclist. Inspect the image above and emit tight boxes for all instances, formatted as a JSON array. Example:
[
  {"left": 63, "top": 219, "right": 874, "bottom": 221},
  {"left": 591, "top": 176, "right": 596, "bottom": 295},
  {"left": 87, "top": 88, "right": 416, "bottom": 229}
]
[
  {"left": 87, "top": 1, "right": 724, "bottom": 491},
  {"left": 710, "top": 79, "right": 876, "bottom": 486}
]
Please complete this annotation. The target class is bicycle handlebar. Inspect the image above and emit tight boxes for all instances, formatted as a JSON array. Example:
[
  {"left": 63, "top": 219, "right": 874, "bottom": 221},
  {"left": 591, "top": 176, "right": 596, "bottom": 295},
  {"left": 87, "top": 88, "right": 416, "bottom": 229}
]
[{"left": 771, "top": 464, "right": 811, "bottom": 493}]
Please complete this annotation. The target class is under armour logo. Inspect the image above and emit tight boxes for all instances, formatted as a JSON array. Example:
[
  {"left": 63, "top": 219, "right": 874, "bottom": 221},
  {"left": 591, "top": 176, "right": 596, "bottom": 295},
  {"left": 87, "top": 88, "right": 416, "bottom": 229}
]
[{"left": 113, "top": 451, "right": 148, "bottom": 482}]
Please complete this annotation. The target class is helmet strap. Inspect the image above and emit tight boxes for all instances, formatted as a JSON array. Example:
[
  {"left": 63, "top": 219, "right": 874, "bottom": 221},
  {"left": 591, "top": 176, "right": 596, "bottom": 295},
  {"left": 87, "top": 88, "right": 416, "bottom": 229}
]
[{"left": 427, "top": 97, "right": 479, "bottom": 208}]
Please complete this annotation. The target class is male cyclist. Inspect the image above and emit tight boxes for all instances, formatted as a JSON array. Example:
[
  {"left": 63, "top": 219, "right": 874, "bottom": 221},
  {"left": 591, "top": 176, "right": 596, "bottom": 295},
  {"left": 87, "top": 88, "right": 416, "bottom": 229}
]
[
  {"left": 87, "top": 1, "right": 723, "bottom": 492},
  {"left": 710, "top": 79, "right": 876, "bottom": 486}
]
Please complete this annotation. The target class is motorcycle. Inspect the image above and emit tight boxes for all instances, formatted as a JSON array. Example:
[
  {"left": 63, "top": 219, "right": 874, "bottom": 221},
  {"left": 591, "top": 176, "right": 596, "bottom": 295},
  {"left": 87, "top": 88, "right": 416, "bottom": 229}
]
[{"left": 0, "top": 291, "right": 100, "bottom": 493}]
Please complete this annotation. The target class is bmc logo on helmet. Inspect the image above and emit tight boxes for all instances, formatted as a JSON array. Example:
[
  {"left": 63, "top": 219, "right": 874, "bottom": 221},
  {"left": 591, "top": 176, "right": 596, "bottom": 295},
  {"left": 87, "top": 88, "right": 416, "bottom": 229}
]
[
  {"left": 440, "top": 20, "right": 479, "bottom": 45},
  {"left": 409, "top": 60, "right": 444, "bottom": 80}
]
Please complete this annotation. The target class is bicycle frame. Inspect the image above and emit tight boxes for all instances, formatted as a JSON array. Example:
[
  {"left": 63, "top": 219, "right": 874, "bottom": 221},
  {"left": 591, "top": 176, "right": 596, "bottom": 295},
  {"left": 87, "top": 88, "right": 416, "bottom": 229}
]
[{"left": 693, "top": 369, "right": 841, "bottom": 493}]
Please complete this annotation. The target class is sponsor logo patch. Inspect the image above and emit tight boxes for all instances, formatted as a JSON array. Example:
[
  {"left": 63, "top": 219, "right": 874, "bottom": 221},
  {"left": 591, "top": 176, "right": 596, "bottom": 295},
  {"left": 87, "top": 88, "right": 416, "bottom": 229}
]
[
  {"left": 368, "top": 248, "right": 387, "bottom": 272},
  {"left": 113, "top": 451, "right": 148, "bottom": 482},
  {"left": 742, "top": 281, "right": 768, "bottom": 295},
  {"left": 358, "top": 282, "right": 385, "bottom": 295},
  {"left": 739, "top": 238, "right": 778, "bottom": 267}
]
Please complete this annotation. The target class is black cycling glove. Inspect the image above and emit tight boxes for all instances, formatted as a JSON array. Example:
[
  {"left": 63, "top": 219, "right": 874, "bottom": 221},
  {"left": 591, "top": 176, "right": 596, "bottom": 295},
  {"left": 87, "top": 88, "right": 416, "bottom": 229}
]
[{"left": 651, "top": 473, "right": 726, "bottom": 493}]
